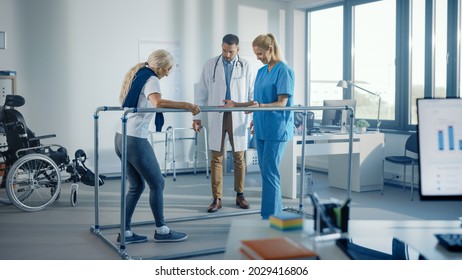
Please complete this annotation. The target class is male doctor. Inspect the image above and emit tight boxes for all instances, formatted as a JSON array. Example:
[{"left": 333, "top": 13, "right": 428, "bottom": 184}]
[{"left": 193, "top": 34, "right": 255, "bottom": 213}]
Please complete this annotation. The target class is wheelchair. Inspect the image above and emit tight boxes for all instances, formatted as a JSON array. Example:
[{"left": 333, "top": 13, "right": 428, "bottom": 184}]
[{"left": 0, "top": 95, "right": 102, "bottom": 211}]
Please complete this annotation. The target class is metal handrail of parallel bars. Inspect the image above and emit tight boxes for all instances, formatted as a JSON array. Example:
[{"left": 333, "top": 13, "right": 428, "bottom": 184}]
[{"left": 90, "top": 105, "right": 355, "bottom": 259}]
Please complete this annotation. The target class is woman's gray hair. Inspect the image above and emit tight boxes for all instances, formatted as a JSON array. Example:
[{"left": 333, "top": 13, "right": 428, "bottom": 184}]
[{"left": 119, "top": 49, "right": 174, "bottom": 105}]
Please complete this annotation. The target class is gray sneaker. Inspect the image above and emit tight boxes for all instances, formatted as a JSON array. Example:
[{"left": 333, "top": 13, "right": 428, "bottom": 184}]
[
  {"left": 117, "top": 232, "right": 148, "bottom": 244},
  {"left": 154, "top": 230, "right": 188, "bottom": 243}
]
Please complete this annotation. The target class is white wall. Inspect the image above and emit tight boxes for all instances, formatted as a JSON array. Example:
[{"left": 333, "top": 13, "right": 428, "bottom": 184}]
[
  {"left": 0, "top": 0, "right": 294, "bottom": 174},
  {"left": 0, "top": 0, "right": 411, "bottom": 181}
]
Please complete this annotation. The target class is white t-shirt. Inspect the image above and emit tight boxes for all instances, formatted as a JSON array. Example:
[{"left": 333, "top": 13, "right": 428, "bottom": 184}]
[{"left": 116, "top": 75, "right": 162, "bottom": 139}]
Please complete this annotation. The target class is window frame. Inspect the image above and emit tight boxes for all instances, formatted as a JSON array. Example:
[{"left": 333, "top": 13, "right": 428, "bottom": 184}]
[{"left": 305, "top": 0, "right": 461, "bottom": 133}]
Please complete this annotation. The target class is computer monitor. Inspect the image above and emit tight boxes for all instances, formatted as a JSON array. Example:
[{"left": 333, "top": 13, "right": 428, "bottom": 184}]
[
  {"left": 321, "top": 99, "right": 356, "bottom": 127},
  {"left": 417, "top": 98, "right": 462, "bottom": 200}
]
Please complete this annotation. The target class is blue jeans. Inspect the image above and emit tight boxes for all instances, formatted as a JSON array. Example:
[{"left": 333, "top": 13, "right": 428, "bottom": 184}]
[
  {"left": 256, "top": 139, "right": 287, "bottom": 219},
  {"left": 114, "top": 133, "right": 165, "bottom": 229}
]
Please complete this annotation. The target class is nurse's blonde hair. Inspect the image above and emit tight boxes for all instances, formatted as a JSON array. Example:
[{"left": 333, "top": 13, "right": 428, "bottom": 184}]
[{"left": 252, "top": 33, "right": 284, "bottom": 63}]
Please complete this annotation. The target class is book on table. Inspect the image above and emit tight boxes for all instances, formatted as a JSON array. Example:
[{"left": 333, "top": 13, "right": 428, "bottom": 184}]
[{"left": 240, "top": 236, "right": 319, "bottom": 260}]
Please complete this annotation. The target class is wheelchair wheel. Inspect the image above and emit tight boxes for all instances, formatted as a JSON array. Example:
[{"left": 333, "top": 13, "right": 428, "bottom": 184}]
[
  {"left": 70, "top": 183, "right": 78, "bottom": 207},
  {"left": 6, "top": 153, "right": 61, "bottom": 212}
]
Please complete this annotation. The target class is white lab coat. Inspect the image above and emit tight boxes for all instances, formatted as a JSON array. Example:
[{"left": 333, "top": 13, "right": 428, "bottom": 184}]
[{"left": 195, "top": 55, "right": 255, "bottom": 152}]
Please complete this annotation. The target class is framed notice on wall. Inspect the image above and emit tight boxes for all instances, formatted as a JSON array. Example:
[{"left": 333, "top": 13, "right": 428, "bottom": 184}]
[{"left": 138, "top": 40, "right": 181, "bottom": 101}]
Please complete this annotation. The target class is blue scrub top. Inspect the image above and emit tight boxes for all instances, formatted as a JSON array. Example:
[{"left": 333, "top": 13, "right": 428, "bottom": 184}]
[{"left": 253, "top": 61, "right": 294, "bottom": 141}]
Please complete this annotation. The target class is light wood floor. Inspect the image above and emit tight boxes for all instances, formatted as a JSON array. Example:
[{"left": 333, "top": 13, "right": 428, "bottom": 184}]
[{"left": 1, "top": 171, "right": 461, "bottom": 260}]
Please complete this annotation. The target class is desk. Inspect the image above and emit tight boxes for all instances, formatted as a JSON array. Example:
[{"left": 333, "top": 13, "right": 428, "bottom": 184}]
[
  {"left": 281, "top": 132, "right": 384, "bottom": 198},
  {"left": 224, "top": 218, "right": 462, "bottom": 260}
]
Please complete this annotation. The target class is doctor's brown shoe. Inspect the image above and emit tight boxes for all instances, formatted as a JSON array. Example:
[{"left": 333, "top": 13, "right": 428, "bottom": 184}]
[
  {"left": 207, "top": 198, "right": 222, "bottom": 213},
  {"left": 236, "top": 194, "right": 250, "bottom": 209}
]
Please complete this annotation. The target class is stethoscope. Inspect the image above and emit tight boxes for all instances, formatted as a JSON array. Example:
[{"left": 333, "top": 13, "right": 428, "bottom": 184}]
[{"left": 211, "top": 54, "right": 244, "bottom": 82}]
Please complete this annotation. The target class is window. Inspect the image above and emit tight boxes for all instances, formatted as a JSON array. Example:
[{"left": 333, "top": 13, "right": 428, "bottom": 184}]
[
  {"left": 435, "top": 0, "right": 448, "bottom": 98},
  {"left": 353, "top": 0, "right": 396, "bottom": 123},
  {"left": 307, "top": 5, "right": 343, "bottom": 120},
  {"left": 410, "top": 0, "right": 425, "bottom": 124},
  {"left": 306, "top": 0, "right": 461, "bottom": 131}
]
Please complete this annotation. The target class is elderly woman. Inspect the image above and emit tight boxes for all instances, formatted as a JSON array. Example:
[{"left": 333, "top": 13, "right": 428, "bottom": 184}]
[{"left": 115, "top": 49, "right": 200, "bottom": 244}]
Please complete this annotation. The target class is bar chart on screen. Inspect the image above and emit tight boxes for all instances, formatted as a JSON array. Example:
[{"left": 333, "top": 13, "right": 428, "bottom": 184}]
[
  {"left": 437, "top": 125, "right": 462, "bottom": 151},
  {"left": 417, "top": 98, "right": 462, "bottom": 198}
]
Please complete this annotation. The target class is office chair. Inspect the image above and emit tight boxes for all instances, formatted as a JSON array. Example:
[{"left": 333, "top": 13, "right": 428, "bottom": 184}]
[
  {"left": 294, "top": 111, "right": 315, "bottom": 135},
  {"left": 381, "top": 133, "right": 419, "bottom": 200}
]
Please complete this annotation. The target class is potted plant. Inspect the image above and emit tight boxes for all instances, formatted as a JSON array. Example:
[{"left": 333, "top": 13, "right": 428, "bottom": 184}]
[{"left": 355, "top": 119, "right": 370, "bottom": 134}]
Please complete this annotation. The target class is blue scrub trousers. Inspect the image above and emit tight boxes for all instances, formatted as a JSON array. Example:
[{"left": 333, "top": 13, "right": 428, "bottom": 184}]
[{"left": 256, "top": 139, "right": 287, "bottom": 219}]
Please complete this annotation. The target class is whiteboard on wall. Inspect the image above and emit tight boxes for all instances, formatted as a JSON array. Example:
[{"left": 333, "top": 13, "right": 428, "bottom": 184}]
[{"left": 138, "top": 40, "right": 181, "bottom": 101}]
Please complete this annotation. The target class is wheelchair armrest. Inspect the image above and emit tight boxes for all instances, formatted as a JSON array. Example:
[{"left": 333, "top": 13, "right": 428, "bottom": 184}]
[{"left": 30, "top": 134, "right": 56, "bottom": 141}]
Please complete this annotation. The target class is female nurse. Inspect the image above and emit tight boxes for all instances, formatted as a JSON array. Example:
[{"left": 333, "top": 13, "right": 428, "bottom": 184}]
[{"left": 251, "top": 33, "right": 294, "bottom": 219}]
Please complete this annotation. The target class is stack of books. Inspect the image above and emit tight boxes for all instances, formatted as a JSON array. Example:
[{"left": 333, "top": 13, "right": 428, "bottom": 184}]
[
  {"left": 269, "top": 212, "right": 303, "bottom": 231},
  {"left": 240, "top": 236, "right": 319, "bottom": 260}
]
